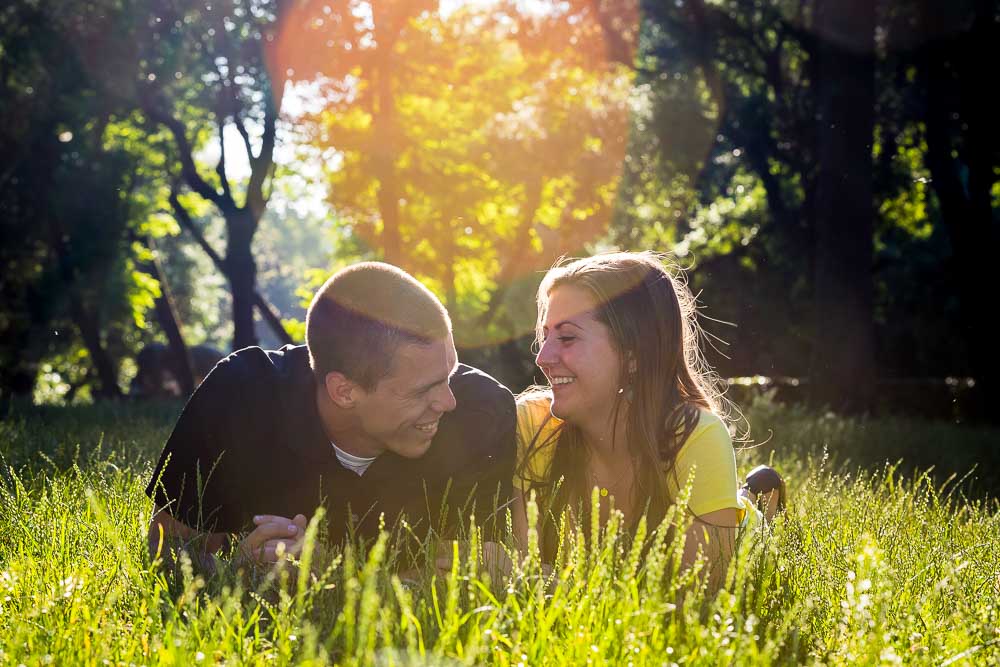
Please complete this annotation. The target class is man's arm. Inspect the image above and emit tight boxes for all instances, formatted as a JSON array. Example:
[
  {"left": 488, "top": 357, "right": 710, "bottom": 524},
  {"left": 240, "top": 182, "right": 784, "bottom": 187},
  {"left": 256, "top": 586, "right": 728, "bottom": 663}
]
[
  {"left": 464, "top": 398, "right": 517, "bottom": 540},
  {"left": 146, "top": 353, "right": 251, "bottom": 548},
  {"left": 148, "top": 507, "right": 308, "bottom": 575}
]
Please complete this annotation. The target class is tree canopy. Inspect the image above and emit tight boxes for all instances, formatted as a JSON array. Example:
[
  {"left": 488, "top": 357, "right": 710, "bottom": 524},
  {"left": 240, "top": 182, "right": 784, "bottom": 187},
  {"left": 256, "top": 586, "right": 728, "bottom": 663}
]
[{"left": 1, "top": 0, "right": 996, "bottom": 420}]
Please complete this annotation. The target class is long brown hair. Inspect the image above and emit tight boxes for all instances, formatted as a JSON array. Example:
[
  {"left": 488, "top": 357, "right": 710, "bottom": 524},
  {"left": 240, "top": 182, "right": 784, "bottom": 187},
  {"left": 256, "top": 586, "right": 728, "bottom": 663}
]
[{"left": 517, "top": 252, "right": 726, "bottom": 554}]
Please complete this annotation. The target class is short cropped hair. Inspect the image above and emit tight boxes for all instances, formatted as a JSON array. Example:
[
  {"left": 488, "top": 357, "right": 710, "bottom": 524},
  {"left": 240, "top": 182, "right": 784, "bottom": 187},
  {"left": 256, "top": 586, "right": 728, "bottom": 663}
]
[{"left": 306, "top": 262, "right": 451, "bottom": 390}]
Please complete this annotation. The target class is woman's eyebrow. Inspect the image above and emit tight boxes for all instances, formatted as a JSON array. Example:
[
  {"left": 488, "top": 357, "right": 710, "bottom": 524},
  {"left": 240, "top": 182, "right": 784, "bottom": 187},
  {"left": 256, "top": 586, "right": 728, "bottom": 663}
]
[{"left": 551, "top": 320, "right": 585, "bottom": 331}]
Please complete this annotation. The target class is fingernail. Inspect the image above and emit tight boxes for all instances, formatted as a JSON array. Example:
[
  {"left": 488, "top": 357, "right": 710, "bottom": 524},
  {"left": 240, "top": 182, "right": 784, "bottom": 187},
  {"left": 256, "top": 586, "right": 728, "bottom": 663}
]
[
  {"left": 288, "top": 525, "right": 298, "bottom": 533},
  {"left": 254, "top": 515, "right": 262, "bottom": 522}
]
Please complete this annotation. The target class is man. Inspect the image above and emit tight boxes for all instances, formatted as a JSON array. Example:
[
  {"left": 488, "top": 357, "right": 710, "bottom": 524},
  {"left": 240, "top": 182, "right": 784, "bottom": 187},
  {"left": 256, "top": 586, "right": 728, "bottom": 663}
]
[{"left": 146, "top": 262, "right": 515, "bottom": 571}]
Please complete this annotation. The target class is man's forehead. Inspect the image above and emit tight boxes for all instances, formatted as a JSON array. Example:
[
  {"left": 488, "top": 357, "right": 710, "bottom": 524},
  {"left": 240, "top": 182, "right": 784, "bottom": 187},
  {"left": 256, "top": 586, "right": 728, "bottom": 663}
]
[{"left": 385, "top": 338, "right": 457, "bottom": 386}]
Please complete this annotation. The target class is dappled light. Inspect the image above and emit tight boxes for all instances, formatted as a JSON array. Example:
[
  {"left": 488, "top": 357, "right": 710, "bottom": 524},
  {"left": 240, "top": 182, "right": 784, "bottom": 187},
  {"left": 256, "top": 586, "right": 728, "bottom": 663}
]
[
  {"left": 268, "top": 0, "right": 640, "bottom": 347},
  {"left": 2, "top": 0, "right": 999, "bottom": 664}
]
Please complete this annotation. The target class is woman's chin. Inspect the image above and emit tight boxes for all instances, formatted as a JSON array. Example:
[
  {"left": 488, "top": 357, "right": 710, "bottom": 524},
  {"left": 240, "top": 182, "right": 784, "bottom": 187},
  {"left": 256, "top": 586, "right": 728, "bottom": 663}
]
[{"left": 548, "top": 398, "right": 574, "bottom": 422}]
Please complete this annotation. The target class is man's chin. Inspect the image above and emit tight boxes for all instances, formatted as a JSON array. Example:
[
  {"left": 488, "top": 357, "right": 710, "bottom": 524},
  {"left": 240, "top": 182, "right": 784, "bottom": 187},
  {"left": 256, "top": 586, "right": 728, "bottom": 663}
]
[{"left": 392, "top": 437, "right": 434, "bottom": 459}]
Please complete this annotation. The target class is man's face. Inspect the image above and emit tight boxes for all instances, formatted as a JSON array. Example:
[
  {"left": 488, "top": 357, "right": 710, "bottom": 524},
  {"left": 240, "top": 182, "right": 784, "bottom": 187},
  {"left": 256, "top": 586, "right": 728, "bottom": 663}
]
[{"left": 352, "top": 334, "right": 459, "bottom": 458}]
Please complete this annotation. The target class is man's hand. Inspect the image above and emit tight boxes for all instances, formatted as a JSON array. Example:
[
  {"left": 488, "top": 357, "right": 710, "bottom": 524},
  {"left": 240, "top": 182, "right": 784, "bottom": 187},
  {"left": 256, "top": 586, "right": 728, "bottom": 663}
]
[{"left": 235, "top": 514, "right": 308, "bottom": 567}]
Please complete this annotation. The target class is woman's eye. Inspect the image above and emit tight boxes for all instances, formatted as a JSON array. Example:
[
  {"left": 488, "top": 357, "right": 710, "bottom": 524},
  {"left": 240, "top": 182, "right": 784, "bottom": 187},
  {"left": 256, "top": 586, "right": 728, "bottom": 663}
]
[{"left": 557, "top": 336, "right": 576, "bottom": 343}]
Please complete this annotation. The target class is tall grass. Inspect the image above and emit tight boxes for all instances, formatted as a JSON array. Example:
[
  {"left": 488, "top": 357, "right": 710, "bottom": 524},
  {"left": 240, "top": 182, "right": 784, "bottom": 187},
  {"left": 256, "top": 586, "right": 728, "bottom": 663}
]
[{"left": 1, "top": 399, "right": 998, "bottom": 665}]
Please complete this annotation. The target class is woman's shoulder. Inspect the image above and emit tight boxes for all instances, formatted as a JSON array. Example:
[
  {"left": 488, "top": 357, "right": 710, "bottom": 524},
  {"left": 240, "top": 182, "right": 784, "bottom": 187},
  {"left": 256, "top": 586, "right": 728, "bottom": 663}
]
[
  {"left": 693, "top": 407, "right": 728, "bottom": 432},
  {"left": 516, "top": 389, "right": 559, "bottom": 426},
  {"left": 676, "top": 407, "right": 732, "bottom": 456},
  {"left": 516, "top": 389, "right": 553, "bottom": 408}
]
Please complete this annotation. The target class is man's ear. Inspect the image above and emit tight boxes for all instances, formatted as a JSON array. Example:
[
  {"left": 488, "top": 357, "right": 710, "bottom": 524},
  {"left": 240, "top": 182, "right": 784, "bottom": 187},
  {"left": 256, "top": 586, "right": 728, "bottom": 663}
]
[{"left": 324, "top": 371, "right": 360, "bottom": 409}]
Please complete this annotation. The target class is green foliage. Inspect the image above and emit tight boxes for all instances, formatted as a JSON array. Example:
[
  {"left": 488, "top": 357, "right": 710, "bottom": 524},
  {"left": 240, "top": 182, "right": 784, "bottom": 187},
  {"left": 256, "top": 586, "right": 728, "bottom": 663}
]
[
  {"left": 1, "top": 401, "right": 998, "bottom": 664},
  {"left": 302, "top": 2, "right": 634, "bottom": 347}
]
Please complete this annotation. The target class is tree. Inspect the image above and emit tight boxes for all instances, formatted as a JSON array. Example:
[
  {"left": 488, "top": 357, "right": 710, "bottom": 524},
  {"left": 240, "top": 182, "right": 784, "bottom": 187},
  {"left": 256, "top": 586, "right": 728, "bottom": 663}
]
[
  {"left": 2, "top": 1, "right": 233, "bottom": 403},
  {"left": 807, "top": 0, "right": 877, "bottom": 410},
  {"left": 285, "top": 0, "right": 635, "bottom": 355},
  {"left": 634, "top": 0, "right": 882, "bottom": 410},
  {"left": 915, "top": 0, "right": 999, "bottom": 420},
  {"left": 133, "top": 0, "right": 293, "bottom": 350},
  {"left": 0, "top": 1, "right": 145, "bottom": 401}
]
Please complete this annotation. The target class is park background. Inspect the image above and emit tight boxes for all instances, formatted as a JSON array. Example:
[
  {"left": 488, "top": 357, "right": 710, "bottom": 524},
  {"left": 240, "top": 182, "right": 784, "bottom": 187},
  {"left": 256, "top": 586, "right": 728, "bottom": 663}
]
[
  {"left": 2, "top": 0, "right": 999, "bottom": 664},
  {"left": 3, "top": 0, "right": 997, "bottom": 422}
]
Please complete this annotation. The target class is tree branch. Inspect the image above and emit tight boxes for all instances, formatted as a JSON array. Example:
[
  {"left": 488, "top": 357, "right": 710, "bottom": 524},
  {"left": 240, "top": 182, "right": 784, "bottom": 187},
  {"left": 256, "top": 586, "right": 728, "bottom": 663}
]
[
  {"left": 169, "top": 189, "right": 227, "bottom": 268},
  {"left": 140, "top": 86, "right": 233, "bottom": 211},
  {"left": 233, "top": 110, "right": 256, "bottom": 162},
  {"left": 169, "top": 190, "right": 293, "bottom": 346},
  {"left": 246, "top": 92, "right": 278, "bottom": 221},
  {"left": 216, "top": 109, "right": 233, "bottom": 201}
]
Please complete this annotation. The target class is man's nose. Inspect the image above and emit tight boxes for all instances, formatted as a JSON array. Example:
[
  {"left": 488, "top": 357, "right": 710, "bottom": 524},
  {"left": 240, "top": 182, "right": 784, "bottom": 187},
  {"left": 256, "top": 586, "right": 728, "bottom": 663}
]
[{"left": 431, "top": 383, "right": 458, "bottom": 414}]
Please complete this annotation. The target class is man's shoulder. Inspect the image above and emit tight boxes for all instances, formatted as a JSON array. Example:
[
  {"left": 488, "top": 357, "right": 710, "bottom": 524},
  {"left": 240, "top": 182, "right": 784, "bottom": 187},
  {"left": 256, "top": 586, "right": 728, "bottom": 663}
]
[
  {"left": 449, "top": 363, "right": 515, "bottom": 411},
  {"left": 432, "top": 363, "right": 515, "bottom": 457},
  {"left": 208, "top": 344, "right": 310, "bottom": 386}
]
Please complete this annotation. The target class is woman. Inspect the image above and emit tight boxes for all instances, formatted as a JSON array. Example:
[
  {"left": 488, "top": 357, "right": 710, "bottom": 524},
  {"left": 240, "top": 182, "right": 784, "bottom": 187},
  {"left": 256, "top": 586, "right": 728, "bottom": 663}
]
[{"left": 512, "top": 252, "right": 783, "bottom": 579}]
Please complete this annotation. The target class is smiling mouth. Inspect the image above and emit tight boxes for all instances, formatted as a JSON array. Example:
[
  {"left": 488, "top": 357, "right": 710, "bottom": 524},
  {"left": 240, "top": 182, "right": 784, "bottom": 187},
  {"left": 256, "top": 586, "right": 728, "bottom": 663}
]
[
  {"left": 549, "top": 376, "right": 576, "bottom": 386},
  {"left": 415, "top": 420, "right": 439, "bottom": 433}
]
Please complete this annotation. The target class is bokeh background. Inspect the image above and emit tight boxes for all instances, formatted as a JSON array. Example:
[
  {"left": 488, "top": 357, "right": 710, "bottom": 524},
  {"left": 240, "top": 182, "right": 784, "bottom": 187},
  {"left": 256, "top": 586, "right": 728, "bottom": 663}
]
[{"left": 2, "top": 0, "right": 995, "bottom": 423}]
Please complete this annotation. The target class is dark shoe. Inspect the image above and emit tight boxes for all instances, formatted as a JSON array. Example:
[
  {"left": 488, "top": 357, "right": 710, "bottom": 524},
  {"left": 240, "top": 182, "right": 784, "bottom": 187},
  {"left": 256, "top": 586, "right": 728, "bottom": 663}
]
[{"left": 742, "top": 465, "right": 786, "bottom": 520}]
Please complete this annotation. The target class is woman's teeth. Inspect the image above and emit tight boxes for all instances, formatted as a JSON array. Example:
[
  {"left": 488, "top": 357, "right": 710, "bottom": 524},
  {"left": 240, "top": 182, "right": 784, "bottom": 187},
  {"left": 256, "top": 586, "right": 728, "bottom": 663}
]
[{"left": 551, "top": 377, "right": 575, "bottom": 385}]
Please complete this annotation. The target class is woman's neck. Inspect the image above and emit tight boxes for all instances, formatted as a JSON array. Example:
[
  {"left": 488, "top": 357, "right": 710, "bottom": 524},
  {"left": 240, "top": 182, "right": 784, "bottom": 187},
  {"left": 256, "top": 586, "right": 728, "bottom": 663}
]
[{"left": 578, "top": 409, "right": 629, "bottom": 471}]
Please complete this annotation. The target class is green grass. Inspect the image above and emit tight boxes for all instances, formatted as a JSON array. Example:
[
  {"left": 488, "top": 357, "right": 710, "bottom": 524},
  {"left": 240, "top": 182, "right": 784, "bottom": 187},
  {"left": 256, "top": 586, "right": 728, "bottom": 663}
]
[{"left": 1, "top": 398, "right": 998, "bottom": 665}]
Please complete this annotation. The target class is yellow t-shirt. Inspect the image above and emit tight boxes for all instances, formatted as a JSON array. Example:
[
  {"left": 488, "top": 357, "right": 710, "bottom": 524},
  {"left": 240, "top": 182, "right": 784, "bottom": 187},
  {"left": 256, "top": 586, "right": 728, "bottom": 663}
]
[{"left": 514, "top": 393, "right": 759, "bottom": 526}]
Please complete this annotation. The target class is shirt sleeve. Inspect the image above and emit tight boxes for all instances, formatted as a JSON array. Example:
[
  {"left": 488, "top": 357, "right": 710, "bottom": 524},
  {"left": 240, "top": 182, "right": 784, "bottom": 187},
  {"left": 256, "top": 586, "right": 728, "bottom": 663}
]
[
  {"left": 669, "top": 412, "right": 740, "bottom": 516},
  {"left": 145, "top": 355, "right": 246, "bottom": 533},
  {"left": 428, "top": 371, "right": 517, "bottom": 539},
  {"left": 513, "top": 395, "right": 557, "bottom": 493},
  {"left": 466, "top": 395, "right": 517, "bottom": 531}
]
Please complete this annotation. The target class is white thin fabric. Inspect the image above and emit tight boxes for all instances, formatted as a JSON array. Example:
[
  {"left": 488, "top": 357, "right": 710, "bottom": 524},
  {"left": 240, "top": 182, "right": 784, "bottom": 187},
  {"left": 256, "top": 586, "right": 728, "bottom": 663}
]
[{"left": 331, "top": 442, "right": 378, "bottom": 476}]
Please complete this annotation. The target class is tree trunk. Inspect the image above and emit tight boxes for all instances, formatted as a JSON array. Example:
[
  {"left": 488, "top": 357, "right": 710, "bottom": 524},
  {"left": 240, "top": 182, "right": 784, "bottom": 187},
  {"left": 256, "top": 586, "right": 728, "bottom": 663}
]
[
  {"left": 71, "top": 299, "right": 122, "bottom": 399},
  {"left": 922, "top": 15, "right": 1000, "bottom": 422},
  {"left": 372, "top": 9, "right": 402, "bottom": 265},
  {"left": 169, "top": 193, "right": 292, "bottom": 346},
  {"left": 807, "top": 0, "right": 876, "bottom": 412},
  {"left": 958, "top": 20, "right": 1000, "bottom": 422},
  {"left": 138, "top": 236, "right": 196, "bottom": 396},
  {"left": 226, "top": 208, "right": 259, "bottom": 351},
  {"left": 476, "top": 181, "right": 544, "bottom": 328},
  {"left": 373, "top": 106, "right": 402, "bottom": 264}
]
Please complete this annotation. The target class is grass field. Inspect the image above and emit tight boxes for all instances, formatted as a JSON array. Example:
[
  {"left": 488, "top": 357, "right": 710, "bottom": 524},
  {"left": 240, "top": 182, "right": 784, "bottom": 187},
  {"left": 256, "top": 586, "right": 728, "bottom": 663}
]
[{"left": 1, "top": 397, "right": 998, "bottom": 665}]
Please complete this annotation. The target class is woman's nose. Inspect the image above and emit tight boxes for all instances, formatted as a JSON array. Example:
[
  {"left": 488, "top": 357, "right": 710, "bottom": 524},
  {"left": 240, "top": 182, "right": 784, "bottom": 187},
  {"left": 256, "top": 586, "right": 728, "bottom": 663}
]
[{"left": 535, "top": 338, "right": 556, "bottom": 369}]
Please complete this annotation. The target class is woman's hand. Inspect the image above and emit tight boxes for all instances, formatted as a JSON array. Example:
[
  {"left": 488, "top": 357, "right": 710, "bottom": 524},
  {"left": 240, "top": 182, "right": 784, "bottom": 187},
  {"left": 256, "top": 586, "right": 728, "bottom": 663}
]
[{"left": 434, "top": 540, "right": 515, "bottom": 579}]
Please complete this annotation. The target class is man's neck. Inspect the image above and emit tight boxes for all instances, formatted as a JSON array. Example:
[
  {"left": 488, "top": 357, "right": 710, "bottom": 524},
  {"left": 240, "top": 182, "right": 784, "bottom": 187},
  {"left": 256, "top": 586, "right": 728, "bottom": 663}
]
[{"left": 314, "top": 386, "right": 384, "bottom": 458}]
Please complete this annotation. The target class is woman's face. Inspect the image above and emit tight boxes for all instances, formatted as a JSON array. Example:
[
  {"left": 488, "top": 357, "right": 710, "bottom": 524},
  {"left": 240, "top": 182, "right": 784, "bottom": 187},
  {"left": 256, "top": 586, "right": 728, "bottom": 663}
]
[{"left": 535, "top": 284, "right": 622, "bottom": 427}]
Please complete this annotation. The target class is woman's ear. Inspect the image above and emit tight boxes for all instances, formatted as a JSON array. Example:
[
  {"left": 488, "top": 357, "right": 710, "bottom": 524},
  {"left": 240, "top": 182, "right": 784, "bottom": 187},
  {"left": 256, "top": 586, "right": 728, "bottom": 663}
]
[
  {"left": 324, "top": 371, "right": 359, "bottom": 408},
  {"left": 627, "top": 352, "right": 637, "bottom": 376}
]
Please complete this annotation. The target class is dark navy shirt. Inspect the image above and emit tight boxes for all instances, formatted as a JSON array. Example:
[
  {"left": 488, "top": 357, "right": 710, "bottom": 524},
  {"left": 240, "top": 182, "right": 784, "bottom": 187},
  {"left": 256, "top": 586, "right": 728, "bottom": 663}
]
[{"left": 145, "top": 345, "right": 516, "bottom": 543}]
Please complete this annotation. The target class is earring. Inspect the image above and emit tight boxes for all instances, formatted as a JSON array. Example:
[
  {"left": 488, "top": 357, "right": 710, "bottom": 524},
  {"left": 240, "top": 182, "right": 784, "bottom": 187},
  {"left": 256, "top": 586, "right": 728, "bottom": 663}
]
[{"left": 617, "top": 382, "right": 634, "bottom": 402}]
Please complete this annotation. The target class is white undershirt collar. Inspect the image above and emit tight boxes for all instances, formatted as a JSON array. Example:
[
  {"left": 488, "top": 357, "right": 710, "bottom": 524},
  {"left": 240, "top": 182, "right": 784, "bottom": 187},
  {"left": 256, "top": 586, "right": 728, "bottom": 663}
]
[{"left": 331, "top": 441, "right": 378, "bottom": 476}]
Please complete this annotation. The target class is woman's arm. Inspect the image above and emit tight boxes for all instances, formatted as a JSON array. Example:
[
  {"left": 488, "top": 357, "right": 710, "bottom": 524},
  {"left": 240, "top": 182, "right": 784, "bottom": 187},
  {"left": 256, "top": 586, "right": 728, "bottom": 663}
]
[
  {"left": 511, "top": 487, "right": 530, "bottom": 553},
  {"left": 681, "top": 507, "right": 740, "bottom": 590}
]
